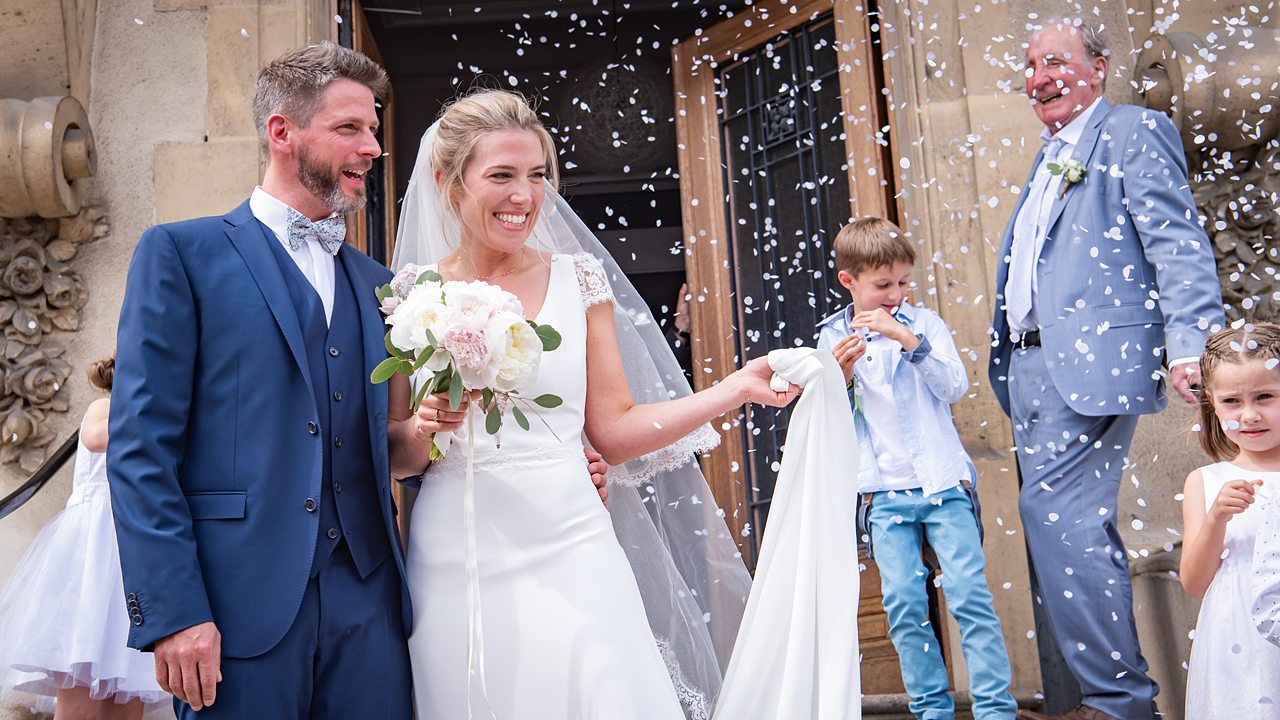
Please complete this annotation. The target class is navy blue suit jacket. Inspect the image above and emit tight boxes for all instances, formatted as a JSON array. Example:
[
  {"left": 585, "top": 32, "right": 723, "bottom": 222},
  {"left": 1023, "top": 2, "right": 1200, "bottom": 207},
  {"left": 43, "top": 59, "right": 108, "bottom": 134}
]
[{"left": 107, "top": 200, "right": 410, "bottom": 658}]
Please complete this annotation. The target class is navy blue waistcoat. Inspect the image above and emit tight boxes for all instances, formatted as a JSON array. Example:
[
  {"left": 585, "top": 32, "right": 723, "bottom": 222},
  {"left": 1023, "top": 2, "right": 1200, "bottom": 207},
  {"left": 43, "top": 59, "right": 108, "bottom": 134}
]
[{"left": 264, "top": 232, "right": 392, "bottom": 578}]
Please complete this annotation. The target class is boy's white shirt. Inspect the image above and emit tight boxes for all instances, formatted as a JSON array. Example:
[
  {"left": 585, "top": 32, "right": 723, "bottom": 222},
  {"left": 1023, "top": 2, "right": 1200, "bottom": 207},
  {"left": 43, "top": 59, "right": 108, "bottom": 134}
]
[
  {"left": 816, "top": 302, "right": 975, "bottom": 496},
  {"left": 856, "top": 331, "right": 928, "bottom": 492}
]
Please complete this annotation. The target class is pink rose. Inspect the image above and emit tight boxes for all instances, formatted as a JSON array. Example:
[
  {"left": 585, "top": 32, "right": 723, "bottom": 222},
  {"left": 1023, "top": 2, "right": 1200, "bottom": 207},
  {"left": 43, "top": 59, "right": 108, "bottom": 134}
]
[{"left": 379, "top": 295, "right": 402, "bottom": 315}]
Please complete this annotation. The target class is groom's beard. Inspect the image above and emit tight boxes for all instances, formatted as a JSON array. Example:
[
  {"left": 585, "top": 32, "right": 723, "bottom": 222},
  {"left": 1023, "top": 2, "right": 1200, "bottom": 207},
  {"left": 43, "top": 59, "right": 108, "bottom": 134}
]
[{"left": 296, "top": 146, "right": 368, "bottom": 215}]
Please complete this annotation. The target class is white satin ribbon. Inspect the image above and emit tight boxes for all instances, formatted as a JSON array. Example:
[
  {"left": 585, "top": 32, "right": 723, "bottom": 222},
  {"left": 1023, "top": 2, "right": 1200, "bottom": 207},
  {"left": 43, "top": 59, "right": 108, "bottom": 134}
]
[{"left": 463, "top": 410, "right": 495, "bottom": 719}]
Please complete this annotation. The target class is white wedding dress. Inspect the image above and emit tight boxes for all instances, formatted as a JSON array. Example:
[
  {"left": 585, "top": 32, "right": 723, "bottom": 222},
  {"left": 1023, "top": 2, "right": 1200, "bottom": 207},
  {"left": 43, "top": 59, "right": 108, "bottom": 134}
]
[{"left": 405, "top": 253, "right": 691, "bottom": 719}]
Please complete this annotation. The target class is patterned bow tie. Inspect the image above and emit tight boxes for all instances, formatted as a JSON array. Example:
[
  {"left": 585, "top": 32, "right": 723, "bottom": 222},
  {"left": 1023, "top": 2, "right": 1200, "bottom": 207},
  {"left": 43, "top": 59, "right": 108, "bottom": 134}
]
[{"left": 285, "top": 208, "right": 345, "bottom": 255}]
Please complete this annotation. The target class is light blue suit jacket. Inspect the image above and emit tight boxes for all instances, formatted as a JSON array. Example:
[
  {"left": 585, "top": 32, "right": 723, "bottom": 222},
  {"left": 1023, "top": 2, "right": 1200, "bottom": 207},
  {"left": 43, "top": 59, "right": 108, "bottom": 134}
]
[
  {"left": 988, "top": 100, "right": 1224, "bottom": 417},
  {"left": 107, "top": 201, "right": 410, "bottom": 658}
]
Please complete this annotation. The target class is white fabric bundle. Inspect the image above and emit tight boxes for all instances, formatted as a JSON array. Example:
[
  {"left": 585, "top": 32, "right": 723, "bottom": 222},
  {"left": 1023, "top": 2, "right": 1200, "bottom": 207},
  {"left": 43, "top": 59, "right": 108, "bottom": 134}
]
[{"left": 714, "top": 347, "right": 862, "bottom": 720}]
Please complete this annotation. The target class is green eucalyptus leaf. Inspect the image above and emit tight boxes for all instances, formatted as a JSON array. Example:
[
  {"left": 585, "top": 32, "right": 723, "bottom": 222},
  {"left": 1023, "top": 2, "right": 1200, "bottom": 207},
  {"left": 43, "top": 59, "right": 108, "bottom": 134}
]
[
  {"left": 375, "top": 285, "right": 393, "bottom": 301},
  {"left": 532, "top": 393, "right": 563, "bottom": 408},
  {"left": 485, "top": 404, "right": 502, "bottom": 435},
  {"left": 448, "top": 370, "right": 463, "bottom": 411},
  {"left": 370, "top": 357, "right": 401, "bottom": 384},
  {"left": 411, "top": 379, "right": 431, "bottom": 413},
  {"left": 384, "top": 332, "right": 409, "bottom": 360},
  {"left": 430, "top": 367, "right": 451, "bottom": 394},
  {"left": 511, "top": 404, "right": 530, "bottom": 431},
  {"left": 418, "top": 269, "right": 443, "bottom": 285},
  {"left": 481, "top": 387, "right": 495, "bottom": 410}
]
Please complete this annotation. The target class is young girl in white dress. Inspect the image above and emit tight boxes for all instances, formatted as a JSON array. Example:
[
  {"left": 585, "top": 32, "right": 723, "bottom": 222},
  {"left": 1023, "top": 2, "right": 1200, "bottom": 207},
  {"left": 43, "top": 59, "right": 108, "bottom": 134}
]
[
  {"left": 1180, "top": 322, "right": 1280, "bottom": 719},
  {"left": 0, "top": 355, "right": 167, "bottom": 719}
]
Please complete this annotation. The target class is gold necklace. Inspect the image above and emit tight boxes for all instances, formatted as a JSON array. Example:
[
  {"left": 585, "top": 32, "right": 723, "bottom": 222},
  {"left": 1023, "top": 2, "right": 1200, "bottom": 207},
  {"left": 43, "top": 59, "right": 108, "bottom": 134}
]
[{"left": 461, "top": 247, "right": 527, "bottom": 281}]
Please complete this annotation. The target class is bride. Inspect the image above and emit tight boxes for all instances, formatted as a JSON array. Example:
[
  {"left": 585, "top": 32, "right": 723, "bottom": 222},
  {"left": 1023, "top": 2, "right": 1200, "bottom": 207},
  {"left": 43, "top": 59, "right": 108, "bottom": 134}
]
[{"left": 386, "top": 89, "right": 798, "bottom": 719}]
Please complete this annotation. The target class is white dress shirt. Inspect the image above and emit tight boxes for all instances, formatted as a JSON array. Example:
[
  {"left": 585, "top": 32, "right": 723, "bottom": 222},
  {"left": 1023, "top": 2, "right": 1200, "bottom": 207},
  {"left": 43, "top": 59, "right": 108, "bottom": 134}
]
[
  {"left": 855, "top": 329, "right": 922, "bottom": 492},
  {"left": 1005, "top": 98, "right": 1103, "bottom": 334},
  {"left": 249, "top": 186, "right": 336, "bottom": 325}
]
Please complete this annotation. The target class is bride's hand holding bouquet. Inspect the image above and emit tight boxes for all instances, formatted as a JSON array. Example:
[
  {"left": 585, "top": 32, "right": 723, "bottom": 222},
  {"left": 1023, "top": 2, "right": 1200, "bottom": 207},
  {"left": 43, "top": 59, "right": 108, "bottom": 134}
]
[{"left": 372, "top": 263, "right": 563, "bottom": 460}]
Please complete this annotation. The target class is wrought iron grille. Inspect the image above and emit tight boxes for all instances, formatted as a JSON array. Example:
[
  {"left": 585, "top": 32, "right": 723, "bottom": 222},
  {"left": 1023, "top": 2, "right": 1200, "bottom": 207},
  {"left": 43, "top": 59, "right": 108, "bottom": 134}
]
[{"left": 716, "top": 12, "right": 852, "bottom": 562}]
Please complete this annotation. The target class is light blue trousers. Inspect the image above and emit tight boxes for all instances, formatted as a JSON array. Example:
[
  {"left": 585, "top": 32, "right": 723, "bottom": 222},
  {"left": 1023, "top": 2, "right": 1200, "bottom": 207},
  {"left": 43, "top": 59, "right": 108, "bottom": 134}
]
[
  {"left": 1009, "top": 346, "right": 1158, "bottom": 720},
  {"left": 867, "top": 485, "right": 1017, "bottom": 720}
]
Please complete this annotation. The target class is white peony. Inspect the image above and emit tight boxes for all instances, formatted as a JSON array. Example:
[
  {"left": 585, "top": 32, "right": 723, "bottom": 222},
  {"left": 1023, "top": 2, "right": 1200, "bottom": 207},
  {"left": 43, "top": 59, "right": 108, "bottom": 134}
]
[
  {"left": 487, "top": 311, "right": 544, "bottom": 392},
  {"left": 386, "top": 282, "right": 448, "bottom": 359},
  {"left": 441, "top": 280, "right": 523, "bottom": 319}
]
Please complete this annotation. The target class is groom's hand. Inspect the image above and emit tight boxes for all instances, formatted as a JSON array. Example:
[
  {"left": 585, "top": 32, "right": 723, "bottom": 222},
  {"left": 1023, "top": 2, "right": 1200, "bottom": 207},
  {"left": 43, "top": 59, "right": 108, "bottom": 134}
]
[
  {"left": 155, "top": 621, "right": 222, "bottom": 709},
  {"left": 585, "top": 447, "right": 609, "bottom": 505}
]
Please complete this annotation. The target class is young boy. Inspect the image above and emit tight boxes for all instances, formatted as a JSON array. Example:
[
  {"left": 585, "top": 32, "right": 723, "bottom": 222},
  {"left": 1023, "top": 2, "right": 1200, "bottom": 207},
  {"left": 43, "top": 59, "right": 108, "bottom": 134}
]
[{"left": 817, "top": 217, "right": 1017, "bottom": 720}]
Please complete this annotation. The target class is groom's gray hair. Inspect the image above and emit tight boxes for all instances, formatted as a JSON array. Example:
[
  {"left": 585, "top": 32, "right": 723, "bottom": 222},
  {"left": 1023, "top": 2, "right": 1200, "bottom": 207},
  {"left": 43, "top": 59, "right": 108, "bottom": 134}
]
[{"left": 252, "top": 41, "right": 389, "bottom": 154}]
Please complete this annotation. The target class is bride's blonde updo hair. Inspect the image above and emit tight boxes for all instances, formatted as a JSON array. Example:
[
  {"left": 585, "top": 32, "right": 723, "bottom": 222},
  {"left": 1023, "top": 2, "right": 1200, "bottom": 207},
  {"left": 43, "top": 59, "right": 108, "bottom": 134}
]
[{"left": 431, "top": 89, "right": 559, "bottom": 200}]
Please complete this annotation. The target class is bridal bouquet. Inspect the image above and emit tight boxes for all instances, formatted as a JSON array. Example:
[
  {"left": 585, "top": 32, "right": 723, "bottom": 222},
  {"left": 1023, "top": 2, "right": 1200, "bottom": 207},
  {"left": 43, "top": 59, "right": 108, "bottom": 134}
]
[{"left": 371, "top": 264, "right": 562, "bottom": 460}]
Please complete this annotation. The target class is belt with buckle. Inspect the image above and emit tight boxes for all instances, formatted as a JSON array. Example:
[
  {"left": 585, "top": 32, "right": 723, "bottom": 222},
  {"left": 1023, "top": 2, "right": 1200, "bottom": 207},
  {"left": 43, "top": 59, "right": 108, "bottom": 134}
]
[{"left": 1014, "top": 330, "right": 1041, "bottom": 349}]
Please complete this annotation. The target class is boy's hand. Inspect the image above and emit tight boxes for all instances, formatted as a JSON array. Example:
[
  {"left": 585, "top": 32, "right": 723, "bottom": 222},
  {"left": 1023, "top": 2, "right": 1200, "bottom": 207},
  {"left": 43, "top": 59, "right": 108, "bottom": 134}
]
[
  {"left": 851, "top": 308, "right": 919, "bottom": 351},
  {"left": 830, "top": 333, "right": 866, "bottom": 384},
  {"left": 1208, "top": 479, "right": 1263, "bottom": 524}
]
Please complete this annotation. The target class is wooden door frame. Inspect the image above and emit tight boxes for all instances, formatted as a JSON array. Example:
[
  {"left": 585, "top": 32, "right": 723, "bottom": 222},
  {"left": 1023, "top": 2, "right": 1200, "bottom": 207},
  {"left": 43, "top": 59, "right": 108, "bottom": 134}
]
[
  {"left": 346, "top": 0, "right": 397, "bottom": 262},
  {"left": 671, "top": 0, "right": 893, "bottom": 545}
]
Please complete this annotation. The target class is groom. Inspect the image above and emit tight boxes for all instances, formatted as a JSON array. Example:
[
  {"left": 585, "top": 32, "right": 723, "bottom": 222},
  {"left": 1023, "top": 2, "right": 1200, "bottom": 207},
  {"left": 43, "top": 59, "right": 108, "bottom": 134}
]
[{"left": 108, "top": 43, "right": 606, "bottom": 718}]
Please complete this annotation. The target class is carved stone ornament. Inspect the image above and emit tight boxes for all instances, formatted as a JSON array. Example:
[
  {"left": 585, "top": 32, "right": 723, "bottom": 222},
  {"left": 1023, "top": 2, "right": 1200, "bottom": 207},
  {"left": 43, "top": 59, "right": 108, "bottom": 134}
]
[
  {"left": 1136, "top": 30, "right": 1280, "bottom": 321},
  {"left": 0, "top": 206, "right": 108, "bottom": 472},
  {"left": 554, "top": 57, "right": 678, "bottom": 175},
  {"left": 0, "top": 96, "right": 97, "bottom": 219},
  {"left": 1193, "top": 145, "right": 1280, "bottom": 321}
]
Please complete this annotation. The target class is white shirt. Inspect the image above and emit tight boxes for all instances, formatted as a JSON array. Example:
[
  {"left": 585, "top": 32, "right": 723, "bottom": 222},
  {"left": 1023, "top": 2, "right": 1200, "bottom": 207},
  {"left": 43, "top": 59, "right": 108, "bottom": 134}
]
[
  {"left": 1006, "top": 98, "right": 1103, "bottom": 334},
  {"left": 249, "top": 186, "right": 336, "bottom": 325},
  {"left": 854, "top": 329, "right": 923, "bottom": 492}
]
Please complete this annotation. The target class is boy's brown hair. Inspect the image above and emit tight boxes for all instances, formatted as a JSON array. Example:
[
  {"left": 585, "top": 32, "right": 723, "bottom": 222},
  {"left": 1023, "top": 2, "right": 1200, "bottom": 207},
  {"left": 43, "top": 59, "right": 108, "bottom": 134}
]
[
  {"left": 834, "top": 217, "right": 916, "bottom": 276},
  {"left": 1197, "top": 321, "right": 1280, "bottom": 460}
]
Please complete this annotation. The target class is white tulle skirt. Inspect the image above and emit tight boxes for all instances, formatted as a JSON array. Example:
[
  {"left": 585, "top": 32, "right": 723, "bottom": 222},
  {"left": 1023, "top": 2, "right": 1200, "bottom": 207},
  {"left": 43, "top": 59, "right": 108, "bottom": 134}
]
[{"left": 0, "top": 483, "right": 167, "bottom": 713}]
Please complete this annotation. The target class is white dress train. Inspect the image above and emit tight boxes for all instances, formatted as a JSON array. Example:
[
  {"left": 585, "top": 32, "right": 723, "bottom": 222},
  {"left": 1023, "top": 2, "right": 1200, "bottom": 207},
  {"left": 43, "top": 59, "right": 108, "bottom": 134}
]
[{"left": 712, "top": 348, "right": 862, "bottom": 720}]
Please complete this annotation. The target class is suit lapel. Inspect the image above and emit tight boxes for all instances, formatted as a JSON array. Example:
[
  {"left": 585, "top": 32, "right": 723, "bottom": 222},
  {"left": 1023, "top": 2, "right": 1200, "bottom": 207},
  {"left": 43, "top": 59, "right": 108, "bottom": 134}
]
[
  {"left": 342, "top": 249, "right": 392, "bottom": 482},
  {"left": 224, "top": 202, "right": 316, "bottom": 397},
  {"left": 1042, "top": 99, "right": 1112, "bottom": 242}
]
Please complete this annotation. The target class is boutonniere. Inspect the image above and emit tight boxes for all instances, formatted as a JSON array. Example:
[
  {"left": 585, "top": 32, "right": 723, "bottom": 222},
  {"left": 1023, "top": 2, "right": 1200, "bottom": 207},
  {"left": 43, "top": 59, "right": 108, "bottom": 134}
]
[{"left": 1047, "top": 159, "right": 1086, "bottom": 199}]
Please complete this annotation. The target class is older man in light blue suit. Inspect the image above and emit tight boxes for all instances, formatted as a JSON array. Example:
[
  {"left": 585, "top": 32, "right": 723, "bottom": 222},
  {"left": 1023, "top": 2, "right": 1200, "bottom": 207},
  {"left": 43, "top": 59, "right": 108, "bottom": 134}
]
[{"left": 988, "top": 20, "right": 1224, "bottom": 720}]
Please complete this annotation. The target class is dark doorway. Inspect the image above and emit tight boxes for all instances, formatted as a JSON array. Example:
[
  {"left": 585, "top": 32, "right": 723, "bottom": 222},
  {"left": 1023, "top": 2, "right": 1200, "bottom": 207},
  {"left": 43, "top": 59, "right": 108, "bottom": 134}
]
[{"left": 359, "top": 0, "right": 749, "bottom": 334}]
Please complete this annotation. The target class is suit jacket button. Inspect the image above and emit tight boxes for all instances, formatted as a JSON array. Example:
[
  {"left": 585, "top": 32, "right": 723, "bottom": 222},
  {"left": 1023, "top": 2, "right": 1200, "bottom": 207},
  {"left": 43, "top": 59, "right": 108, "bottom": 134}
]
[
  {"left": 307, "top": 421, "right": 319, "bottom": 435},
  {"left": 333, "top": 391, "right": 343, "bottom": 401},
  {"left": 327, "top": 528, "right": 339, "bottom": 540},
  {"left": 334, "top": 436, "right": 343, "bottom": 448},
  {"left": 329, "top": 346, "right": 340, "bottom": 357},
  {"left": 132, "top": 615, "right": 143, "bottom": 626},
  {"left": 304, "top": 498, "right": 317, "bottom": 512},
  {"left": 127, "top": 593, "right": 137, "bottom": 602}
]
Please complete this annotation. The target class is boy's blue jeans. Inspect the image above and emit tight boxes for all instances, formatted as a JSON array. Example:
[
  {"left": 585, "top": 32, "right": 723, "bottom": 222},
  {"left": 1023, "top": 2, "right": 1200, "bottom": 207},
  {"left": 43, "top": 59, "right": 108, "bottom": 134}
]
[{"left": 866, "top": 485, "right": 1017, "bottom": 720}]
